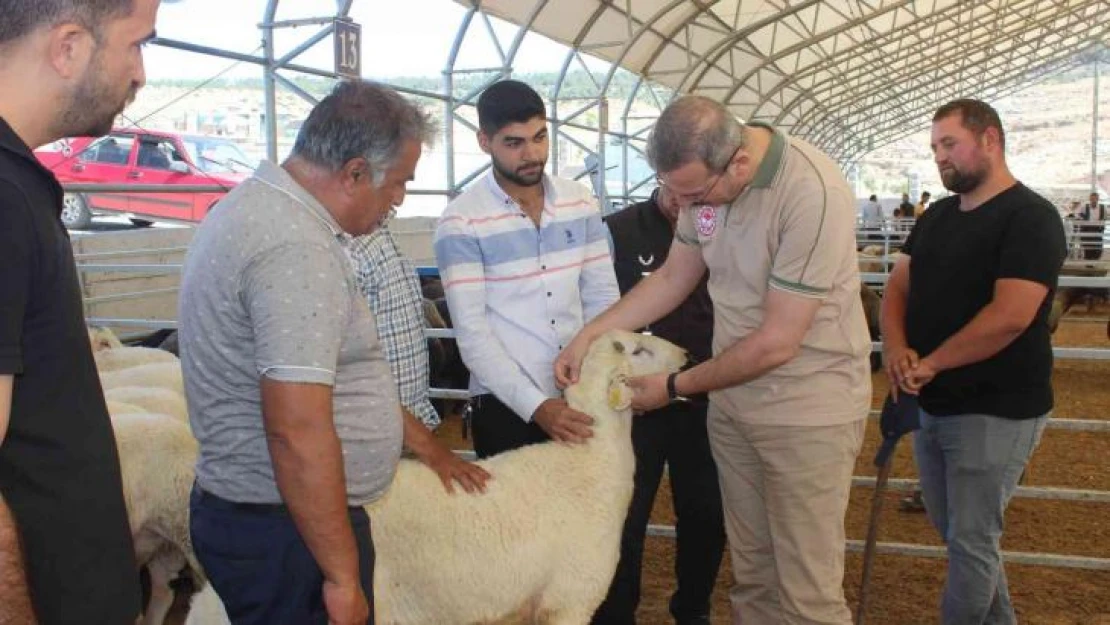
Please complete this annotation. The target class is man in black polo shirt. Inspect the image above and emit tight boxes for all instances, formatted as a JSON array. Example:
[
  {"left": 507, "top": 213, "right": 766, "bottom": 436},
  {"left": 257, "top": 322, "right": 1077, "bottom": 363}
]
[
  {"left": 0, "top": 1, "right": 162, "bottom": 623},
  {"left": 591, "top": 186, "right": 725, "bottom": 625},
  {"left": 881, "top": 99, "right": 1066, "bottom": 624}
]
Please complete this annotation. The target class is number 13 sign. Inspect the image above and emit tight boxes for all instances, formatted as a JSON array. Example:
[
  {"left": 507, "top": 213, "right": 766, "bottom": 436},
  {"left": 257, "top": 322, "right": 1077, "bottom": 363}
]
[{"left": 334, "top": 19, "right": 361, "bottom": 79}]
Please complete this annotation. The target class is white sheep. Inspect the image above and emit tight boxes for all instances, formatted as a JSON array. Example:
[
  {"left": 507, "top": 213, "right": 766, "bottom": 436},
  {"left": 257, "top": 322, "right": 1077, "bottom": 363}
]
[
  {"left": 371, "top": 329, "right": 686, "bottom": 624},
  {"left": 105, "top": 386, "right": 188, "bottom": 423},
  {"left": 95, "top": 345, "right": 180, "bottom": 373},
  {"left": 108, "top": 409, "right": 202, "bottom": 625},
  {"left": 99, "top": 361, "right": 184, "bottom": 397},
  {"left": 182, "top": 330, "right": 687, "bottom": 625},
  {"left": 183, "top": 583, "right": 229, "bottom": 625}
]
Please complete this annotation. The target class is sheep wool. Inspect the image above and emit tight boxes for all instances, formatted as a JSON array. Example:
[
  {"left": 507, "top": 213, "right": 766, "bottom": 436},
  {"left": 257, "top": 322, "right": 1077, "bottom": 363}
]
[
  {"left": 95, "top": 345, "right": 180, "bottom": 373},
  {"left": 184, "top": 584, "right": 229, "bottom": 625},
  {"left": 105, "top": 386, "right": 189, "bottom": 424},
  {"left": 369, "top": 330, "right": 686, "bottom": 625},
  {"left": 112, "top": 411, "right": 202, "bottom": 625},
  {"left": 99, "top": 361, "right": 184, "bottom": 397}
]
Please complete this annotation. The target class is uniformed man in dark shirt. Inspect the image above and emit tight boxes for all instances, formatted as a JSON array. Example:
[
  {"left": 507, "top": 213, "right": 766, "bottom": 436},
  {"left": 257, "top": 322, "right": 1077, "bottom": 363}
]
[
  {"left": 591, "top": 186, "right": 725, "bottom": 625},
  {"left": 0, "top": 1, "right": 162, "bottom": 623}
]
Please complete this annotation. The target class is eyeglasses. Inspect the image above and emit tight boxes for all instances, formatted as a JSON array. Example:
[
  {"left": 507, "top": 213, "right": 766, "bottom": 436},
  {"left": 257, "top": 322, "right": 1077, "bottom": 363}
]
[{"left": 655, "top": 143, "right": 743, "bottom": 207}]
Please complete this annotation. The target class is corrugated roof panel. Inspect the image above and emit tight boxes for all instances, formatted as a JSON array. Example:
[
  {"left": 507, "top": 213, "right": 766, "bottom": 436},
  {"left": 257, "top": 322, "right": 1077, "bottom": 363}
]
[{"left": 453, "top": 0, "right": 1107, "bottom": 162}]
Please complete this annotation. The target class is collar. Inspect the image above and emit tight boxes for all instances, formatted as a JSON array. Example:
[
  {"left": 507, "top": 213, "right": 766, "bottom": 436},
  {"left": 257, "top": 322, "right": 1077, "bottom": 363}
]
[
  {"left": 746, "top": 121, "right": 786, "bottom": 190},
  {"left": 644, "top": 188, "right": 677, "bottom": 233},
  {"left": 253, "top": 160, "right": 350, "bottom": 242},
  {"left": 0, "top": 116, "right": 58, "bottom": 180},
  {"left": 483, "top": 170, "right": 552, "bottom": 212}
]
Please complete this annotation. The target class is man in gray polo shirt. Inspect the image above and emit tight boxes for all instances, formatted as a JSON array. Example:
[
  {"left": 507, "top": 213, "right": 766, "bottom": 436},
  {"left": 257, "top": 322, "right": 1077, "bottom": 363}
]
[
  {"left": 179, "top": 81, "right": 488, "bottom": 625},
  {"left": 557, "top": 96, "right": 869, "bottom": 624}
]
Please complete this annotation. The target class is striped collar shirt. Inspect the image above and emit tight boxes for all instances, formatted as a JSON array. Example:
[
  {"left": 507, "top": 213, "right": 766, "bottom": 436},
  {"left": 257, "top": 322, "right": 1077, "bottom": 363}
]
[
  {"left": 434, "top": 172, "right": 619, "bottom": 421},
  {"left": 344, "top": 224, "right": 440, "bottom": 429}
]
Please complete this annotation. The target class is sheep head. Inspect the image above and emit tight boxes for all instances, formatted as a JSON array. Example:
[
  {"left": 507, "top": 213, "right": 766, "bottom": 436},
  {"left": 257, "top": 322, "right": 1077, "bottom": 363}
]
[
  {"left": 570, "top": 330, "right": 687, "bottom": 415},
  {"left": 88, "top": 326, "right": 122, "bottom": 352}
]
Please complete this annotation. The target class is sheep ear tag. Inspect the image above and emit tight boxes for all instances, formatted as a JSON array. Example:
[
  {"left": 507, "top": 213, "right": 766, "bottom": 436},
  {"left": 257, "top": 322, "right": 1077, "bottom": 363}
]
[{"left": 608, "top": 375, "right": 633, "bottom": 411}]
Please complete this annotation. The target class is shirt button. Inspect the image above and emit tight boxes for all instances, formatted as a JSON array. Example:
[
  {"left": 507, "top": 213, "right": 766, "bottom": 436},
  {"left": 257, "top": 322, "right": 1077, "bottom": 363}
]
[
  {"left": 547, "top": 291, "right": 552, "bottom": 297},
  {"left": 551, "top": 319, "right": 555, "bottom": 325}
]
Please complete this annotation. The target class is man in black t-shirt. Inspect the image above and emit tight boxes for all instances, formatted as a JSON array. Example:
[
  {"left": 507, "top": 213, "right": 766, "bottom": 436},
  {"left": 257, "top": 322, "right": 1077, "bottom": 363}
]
[
  {"left": 0, "top": 1, "right": 162, "bottom": 623},
  {"left": 881, "top": 99, "right": 1065, "bottom": 624}
]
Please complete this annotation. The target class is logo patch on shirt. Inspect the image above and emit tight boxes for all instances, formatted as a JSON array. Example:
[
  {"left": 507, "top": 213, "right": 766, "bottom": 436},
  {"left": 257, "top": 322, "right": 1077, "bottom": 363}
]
[{"left": 695, "top": 206, "right": 718, "bottom": 238}]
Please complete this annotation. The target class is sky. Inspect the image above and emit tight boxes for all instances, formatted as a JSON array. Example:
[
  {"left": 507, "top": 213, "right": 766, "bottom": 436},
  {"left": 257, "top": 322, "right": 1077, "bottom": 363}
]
[
  {"left": 145, "top": 0, "right": 602, "bottom": 81},
  {"left": 138, "top": 0, "right": 620, "bottom": 216}
]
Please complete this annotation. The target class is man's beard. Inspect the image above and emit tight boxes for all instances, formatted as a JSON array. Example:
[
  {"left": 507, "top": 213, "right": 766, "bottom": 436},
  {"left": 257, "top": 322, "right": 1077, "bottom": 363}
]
[
  {"left": 492, "top": 154, "right": 545, "bottom": 187},
  {"left": 54, "top": 54, "right": 137, "bottom": 138},
  {"left": 940, "top": 163, "right": 987, "bottom": 194}
]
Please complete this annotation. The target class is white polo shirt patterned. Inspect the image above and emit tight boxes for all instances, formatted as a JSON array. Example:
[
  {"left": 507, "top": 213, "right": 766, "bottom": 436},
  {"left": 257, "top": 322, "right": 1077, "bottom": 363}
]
[
  {"left": 675, "top": 123, "right": 871, "bottom": 426},
  {"left": 434, "top": 172, "right": 620, "bottom": 421}
]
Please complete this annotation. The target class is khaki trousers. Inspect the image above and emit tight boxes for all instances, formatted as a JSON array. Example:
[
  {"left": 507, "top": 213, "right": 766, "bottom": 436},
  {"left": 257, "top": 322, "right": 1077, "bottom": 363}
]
[{"left": 708, "top": 406, "right": 865, "bottom": 625}]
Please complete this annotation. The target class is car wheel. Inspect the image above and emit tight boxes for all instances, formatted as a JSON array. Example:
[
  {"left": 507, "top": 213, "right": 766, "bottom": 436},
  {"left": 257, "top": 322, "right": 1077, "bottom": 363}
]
[
  {"left": 61, "top": 193, "right": 92, "bottom": 230},
  {"left": 129, "top": 218, "right": 154, "bottom": 228}
]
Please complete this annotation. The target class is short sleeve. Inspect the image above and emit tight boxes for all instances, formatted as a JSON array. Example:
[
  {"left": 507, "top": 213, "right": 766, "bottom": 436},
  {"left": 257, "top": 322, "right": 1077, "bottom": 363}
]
[
  {"left": 0, "top": 181, "right": 34, "bottom": 374},
  {"left": 674, "top": 206, "right": 701, "bottom": 246},
  {"left": 900, "top": 217, "right": 923, "bottom": 256},
  {"left": 242, "top": 242, "right": 352, "bottom": 385},
  {"left": 768, "top": 190, "right": 854, "bottom": 298},
  {"left": 998, "top": 204, "right": 1067, "bottom": 288}
]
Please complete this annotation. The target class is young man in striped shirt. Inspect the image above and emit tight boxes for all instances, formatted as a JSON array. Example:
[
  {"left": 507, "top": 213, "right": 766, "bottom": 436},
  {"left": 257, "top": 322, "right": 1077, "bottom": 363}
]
[{"left": 434, "top": 79, "right": 620, "bottom": 458}]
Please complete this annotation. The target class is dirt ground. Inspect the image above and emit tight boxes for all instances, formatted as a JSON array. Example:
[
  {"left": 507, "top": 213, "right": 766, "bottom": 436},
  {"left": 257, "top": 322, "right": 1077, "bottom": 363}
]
[{"left": 167, "top": 313, "right": 1110, "bottom": 624}]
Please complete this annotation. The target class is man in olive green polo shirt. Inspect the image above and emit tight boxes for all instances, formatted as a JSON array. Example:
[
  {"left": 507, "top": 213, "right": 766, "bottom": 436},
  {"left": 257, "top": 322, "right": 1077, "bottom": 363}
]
[{"left": 557, "top": 95, "right": 870, "bottom": 624}]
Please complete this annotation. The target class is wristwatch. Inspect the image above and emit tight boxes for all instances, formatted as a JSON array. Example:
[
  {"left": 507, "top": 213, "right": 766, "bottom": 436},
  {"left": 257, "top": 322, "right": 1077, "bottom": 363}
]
[{"left": 666, "top": 372, "right": 680, "bottom": 400}]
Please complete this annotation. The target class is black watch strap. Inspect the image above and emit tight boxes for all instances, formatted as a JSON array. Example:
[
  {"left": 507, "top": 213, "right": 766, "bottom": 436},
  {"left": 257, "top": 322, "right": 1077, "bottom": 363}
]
[{"left": 666, "top": 372, "right": 679, "bottom": 400}]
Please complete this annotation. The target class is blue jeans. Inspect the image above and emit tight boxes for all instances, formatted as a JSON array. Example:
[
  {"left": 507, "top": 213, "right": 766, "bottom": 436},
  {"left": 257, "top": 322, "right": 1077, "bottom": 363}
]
[
  {"left": 190, "top": 485, "right": 375, "bottom": 625},
  {"left": 913, "top": 410, "right": 1047, "bottom": 625}
]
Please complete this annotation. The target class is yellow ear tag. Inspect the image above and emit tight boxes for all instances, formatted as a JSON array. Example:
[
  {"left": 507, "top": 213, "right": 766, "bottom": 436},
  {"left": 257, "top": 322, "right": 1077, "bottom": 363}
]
[{"left": 608, "top": 386, "right": 623, "bottom": 410}]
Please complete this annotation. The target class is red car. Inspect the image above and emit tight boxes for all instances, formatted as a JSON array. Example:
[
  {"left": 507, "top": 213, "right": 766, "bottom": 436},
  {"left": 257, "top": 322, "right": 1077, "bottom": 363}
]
[{"left": 35, "top": 128, "right": 252, "bottom": 229}]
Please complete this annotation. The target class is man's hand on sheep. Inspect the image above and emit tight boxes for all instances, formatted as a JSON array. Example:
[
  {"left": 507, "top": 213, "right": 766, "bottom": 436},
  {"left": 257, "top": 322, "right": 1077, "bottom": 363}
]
[
  {"left": 628, "top": 372, "right": 670, "bottom": 412},
  {"left": 532, "top": 398, "right": 594, "bottom": 444},
  {"left": 421, "top": 443, "right": 492, "bottom": 494},
  {"left": 554, "top": 333, "right": 594, "bottom": 389}
]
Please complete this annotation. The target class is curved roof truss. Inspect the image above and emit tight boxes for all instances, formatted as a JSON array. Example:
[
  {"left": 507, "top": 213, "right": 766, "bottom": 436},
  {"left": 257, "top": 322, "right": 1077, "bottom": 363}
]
[{"left": 467, "top": 0, "right": 1109, "bottom": 164}]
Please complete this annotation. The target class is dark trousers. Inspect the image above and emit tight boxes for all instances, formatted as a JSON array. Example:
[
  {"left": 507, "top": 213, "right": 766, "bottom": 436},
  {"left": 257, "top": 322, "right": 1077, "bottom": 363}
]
[
  {"left": 470, "top": 393, "right": 550, "bottom": 459},
  {"left": 1082, "top": 224, "right": 1105, "bottom": 259},
  {"left": 592, "top": 401, "right": 726, "bottom": 625},
  {"left": 189, "top": 485, "right": 375, "bottom": 625}
]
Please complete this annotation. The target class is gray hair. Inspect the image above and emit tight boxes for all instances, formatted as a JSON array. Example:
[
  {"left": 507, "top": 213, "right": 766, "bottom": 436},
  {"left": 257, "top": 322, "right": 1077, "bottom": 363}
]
[
  {"left": 0, "top": 0, "right": 133, "bottom": 46},
  {"left": 291, "top": 80, "right": 435, "bottom": 185},
  {"left": 646, "top": 96, "right": 745, "bottom": 174}
]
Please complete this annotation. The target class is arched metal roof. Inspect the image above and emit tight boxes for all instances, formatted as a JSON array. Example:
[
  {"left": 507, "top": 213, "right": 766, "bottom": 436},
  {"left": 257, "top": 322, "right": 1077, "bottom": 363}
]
[{"left": 463, "top": 0, "right": 1109, "bottom": 164}]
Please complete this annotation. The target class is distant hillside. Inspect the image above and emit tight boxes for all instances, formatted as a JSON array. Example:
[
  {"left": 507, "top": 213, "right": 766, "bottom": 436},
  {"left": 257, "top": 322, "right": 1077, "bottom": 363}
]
[
  {"left": 134, "top": 64, "right": 1108, "bottom": 208},
  {"left": 856, "top": 64, "right": 1109, "bottom": 205}
]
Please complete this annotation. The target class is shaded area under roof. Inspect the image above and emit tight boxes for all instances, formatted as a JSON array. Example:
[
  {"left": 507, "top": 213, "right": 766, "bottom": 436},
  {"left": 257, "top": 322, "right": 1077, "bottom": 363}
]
[{"left": 463, "top": 0, "right": 1109, "bottom": 163}]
